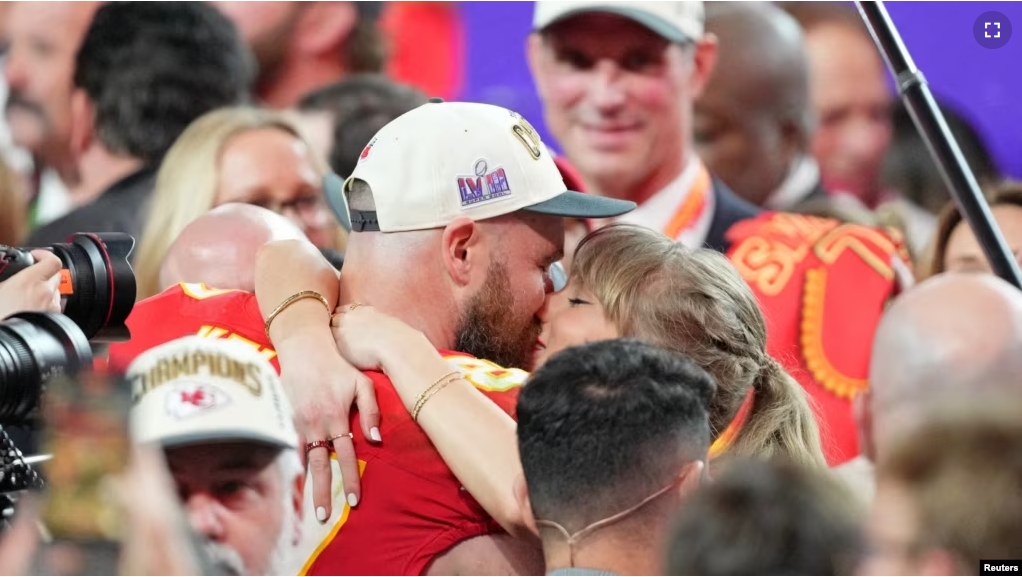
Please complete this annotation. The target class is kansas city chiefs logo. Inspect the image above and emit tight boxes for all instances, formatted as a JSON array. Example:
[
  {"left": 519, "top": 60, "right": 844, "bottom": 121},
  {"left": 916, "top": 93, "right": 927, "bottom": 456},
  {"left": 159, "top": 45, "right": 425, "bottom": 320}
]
[{"left": 165, "top": 384, "right": 231, "bottom": 419}]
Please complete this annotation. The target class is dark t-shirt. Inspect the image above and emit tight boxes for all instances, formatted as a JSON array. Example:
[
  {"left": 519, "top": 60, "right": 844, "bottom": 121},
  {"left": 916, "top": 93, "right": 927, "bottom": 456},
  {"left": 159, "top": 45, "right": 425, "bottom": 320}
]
[{"left": 27, "top": 168, "right": 157, "bottom": 253}]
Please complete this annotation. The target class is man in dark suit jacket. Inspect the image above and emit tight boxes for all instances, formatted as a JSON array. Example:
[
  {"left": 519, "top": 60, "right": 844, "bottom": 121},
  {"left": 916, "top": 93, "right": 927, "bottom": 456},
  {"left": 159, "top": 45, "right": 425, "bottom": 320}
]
[
  {"left": 28, "top": 3, "right": 254, "bottom": 249},
  {"left": 695, "top": 3, "right": 829, "bottom": 214}
]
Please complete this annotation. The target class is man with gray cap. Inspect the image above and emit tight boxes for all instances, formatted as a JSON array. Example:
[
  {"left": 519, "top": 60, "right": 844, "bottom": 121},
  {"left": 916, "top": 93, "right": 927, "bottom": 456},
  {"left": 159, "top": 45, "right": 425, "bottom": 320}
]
[
  {"left": 127, "top": 336, "right": 305, "bottom": 576},
  {"left": 528, "top": 1, "right": 760, "bottom": 258}
]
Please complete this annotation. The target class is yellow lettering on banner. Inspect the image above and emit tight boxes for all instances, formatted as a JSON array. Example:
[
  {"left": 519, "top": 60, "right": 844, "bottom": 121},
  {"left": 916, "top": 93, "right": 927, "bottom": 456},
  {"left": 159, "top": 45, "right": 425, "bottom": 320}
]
[
  {"left": 179, "top": 282, "right": 244, "bottom": 300},
  {"left": 195, "top": 325, "right": 277, "bottom": 362},
  {"left": 812, "top": 225, "right": 896, "bottom": 280},
  {"left": 443, "top": 355, "right": 529, "bottom": 392},
  {"left": 299, "top": 459, "right": 367, "bottom": 576}
]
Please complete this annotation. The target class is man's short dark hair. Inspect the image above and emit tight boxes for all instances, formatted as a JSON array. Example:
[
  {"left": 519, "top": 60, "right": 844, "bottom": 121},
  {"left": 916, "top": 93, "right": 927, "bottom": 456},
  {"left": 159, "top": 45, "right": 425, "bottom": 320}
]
[
  {"left": 517, "top": 339, "right": 715, "bottom": 531},
  {"left": 298, "top": 73, "right": 426, "bottom": 178},
  {"left": 665, "top": 458, "right": 864, "bottom": 576},
  {"left": 74, "top": 2, "right": 255, "bottom": 166}
]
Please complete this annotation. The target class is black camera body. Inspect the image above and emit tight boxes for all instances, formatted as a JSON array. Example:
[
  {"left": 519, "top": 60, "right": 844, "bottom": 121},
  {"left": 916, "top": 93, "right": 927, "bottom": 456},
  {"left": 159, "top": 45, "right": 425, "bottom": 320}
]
[
  {"left": 0, "top": 233, "right": 136, "bottom": 425},
  {"left": 0, "top": 233, "right": 136, "bottom": 341}
]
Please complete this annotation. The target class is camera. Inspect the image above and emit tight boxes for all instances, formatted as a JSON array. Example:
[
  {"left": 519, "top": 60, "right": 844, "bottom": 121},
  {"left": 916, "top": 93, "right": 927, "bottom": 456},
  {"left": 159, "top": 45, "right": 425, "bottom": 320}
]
[
  {"left": 0, "top": 313, "right": 93, "bottom": 425},
  {"left": 0, "top": 233, "right": 136, "bottom": 424},
  {"left": 0, "top": 233, "right": 136, "bottom": 341}
]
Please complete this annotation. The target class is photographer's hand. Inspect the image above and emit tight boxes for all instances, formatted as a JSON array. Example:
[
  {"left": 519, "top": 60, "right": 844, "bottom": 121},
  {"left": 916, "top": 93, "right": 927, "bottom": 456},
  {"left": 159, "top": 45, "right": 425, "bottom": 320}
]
[{"left": 0, "top": 251, "right": 62, "bottom": 320}]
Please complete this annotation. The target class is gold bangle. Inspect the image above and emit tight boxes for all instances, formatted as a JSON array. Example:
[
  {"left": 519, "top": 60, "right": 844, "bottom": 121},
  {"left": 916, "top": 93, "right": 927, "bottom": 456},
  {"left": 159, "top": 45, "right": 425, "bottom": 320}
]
[
  {"left": 264, "top": 290, "right": 331, "bottom": 337},
  {"left": 411, "top": 370, "right": 461, "bottom": 422}
]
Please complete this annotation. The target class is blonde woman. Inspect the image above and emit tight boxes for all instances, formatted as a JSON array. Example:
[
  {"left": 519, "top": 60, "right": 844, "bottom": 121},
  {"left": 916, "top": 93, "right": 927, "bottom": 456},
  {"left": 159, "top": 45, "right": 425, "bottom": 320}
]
[
  {"left": 134, "top": 106, "right": 345, "bottom": 300},
  {"left": 258, "top": 224, "right": 826, "bottom": 533}
]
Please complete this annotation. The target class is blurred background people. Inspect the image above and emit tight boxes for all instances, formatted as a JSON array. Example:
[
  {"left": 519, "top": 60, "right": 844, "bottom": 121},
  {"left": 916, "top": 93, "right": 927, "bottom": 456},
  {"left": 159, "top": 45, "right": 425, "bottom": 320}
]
[
  {"left": 294, "top": 74, "right": 427, "bottom": 178},
  {"left": 666, "top": 458, "right": 864, "bottom": 576},
  {"left": 924, "top": 181, "right": 1022, "bottom": 279},
  {"left": 133, "top": 106, "right": 342, "bottom": 300},
  {"left": 840, "top": 273, "right": 1022, "bottom": 505},
  {"left": 108, "top": 204, "right": 305, "bottom": 375},
  {"left": 863, "top": 403, "right": 1022, "bottom": 576},
  {"left": 696, "top": 3, "right": 822, "bottom": 211},
  {"left": 157, "top": 203, "right": 307, "bottom": 295},
  {"left": 2, "top": 2, "right": 100, "bottom": 228},
  {"left": 518, "top": 339, "right": 712, "bottom": 576},
  {"left": 882, "top": 100, "right": 999, "bottom": 218},
  {"left": 0, "top": 157, "right": 25, "bottom": 245},
  {"left": 26, "top": 2, "right": 255, "bottom": 246},
  {"left": 127, "top": 337, "right": 305, "bottom": 576},
  {"left": 781, "top": 2, "right": 892, "bottom": 209},
  {"left": 528, "top": 0, "right": 760, "bottom": 257},
  {"left": 214, "top": 2, "right": 385, "bottom": 109}
]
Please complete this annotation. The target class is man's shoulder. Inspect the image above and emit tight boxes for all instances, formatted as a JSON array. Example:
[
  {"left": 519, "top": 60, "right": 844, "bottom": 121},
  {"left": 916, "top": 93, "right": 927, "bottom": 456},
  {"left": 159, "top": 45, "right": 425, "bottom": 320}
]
[
  {"left": 110, "top": 284, "right": 268, "bottom": 373},
  {"left": 27, "top": 170, "right": 156, "bottom": 245}
]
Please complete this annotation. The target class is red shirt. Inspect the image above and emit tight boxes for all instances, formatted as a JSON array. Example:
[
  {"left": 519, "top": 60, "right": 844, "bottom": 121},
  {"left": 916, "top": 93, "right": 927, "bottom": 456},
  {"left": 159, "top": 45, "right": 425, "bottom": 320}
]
[
  {"left": 297, "top": 353, "right": 525, "bottom": 576},
  {"left": 107, "top": 283, "right": 275, "bottom": 374},
  {"left": 107, "top": 283, "right": 525, "bottom": 575}
]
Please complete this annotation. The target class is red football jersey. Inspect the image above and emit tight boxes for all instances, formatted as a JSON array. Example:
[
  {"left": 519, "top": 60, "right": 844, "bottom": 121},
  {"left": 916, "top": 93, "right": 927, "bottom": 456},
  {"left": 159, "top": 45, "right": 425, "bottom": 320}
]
[
  {"left": 107, "top": 283, "right": 276, "bottom": 374},
  {"left": 108, "top": 283, "right": 526, "bottom": 575},
  {"left": 295, "top": 353, "right": 526, "bottom": 576}
]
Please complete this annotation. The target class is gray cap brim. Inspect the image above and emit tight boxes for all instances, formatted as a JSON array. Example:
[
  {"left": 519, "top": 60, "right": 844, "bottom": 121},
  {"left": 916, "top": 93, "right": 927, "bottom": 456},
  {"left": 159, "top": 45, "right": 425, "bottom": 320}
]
[
  {"left": 539, "top": 6, "right": 692, "bottom": 44},
  {"left": 324, "top": 172, "right": 353, "bottom": 232},
  {"left": 523, "top": 190, "right": 636, "bottom": 219}
]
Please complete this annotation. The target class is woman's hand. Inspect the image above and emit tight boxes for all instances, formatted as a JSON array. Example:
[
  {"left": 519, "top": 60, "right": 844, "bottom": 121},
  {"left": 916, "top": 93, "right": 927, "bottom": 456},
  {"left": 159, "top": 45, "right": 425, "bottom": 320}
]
[
  {"left": 273, "top": 329, "right": 380, "bottom": 524},
  {"left": 329, "top": 304, "right": 430, "bottom": 372},
  {"left": 0, "top": 250, "right": 62, "bottom": 320}
]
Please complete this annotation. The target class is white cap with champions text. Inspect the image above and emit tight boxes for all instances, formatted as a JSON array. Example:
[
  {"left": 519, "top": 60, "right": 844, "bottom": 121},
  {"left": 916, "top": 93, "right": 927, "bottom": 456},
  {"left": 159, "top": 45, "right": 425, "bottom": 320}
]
[
  {"left": 126, "top": 337, "right": 298, "bottom": 450},
  {"left": 533, "top": 1, "right": 704, "bottom": 44},
  {"left": 323, "top": 99, "right": 635, "bottom": 233}
]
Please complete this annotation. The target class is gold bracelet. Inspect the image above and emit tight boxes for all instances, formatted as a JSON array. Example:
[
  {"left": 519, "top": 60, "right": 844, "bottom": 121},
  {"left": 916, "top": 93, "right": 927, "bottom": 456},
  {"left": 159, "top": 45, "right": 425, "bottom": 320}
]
[
  {"left": 264, "top": 290, "right": 331, "bottom": 337},
  {"left": 411, "top": 370, "right": 461, "bottom": 422}
]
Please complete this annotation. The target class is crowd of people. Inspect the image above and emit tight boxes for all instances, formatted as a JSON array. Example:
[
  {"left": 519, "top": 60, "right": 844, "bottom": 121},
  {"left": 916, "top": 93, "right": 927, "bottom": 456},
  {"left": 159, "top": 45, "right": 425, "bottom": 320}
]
[{"left": 0, "top": 1, "right": 1019, "bottom": 575}]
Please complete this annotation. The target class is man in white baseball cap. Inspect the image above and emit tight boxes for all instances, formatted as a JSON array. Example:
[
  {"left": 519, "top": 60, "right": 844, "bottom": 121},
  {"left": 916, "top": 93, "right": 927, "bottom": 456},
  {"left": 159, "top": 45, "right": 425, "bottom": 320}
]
[
  {"left": 527, "top": 1, "right": 760, "bottom": 262},
  {"left": 127, "top": 336, "right": 304, "bottom": 576},
  {"left": 255, "top": 100, "right": 635, "bottom": 574}
]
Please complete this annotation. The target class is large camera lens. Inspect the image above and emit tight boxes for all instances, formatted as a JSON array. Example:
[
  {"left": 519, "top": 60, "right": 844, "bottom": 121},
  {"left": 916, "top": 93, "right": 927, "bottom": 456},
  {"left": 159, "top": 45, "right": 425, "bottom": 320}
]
[
  {"left": 48, "top": 233, "right": 136, "bottom": 341},
  {"left": 0, "top": 313, "right": 93, "bottom": 425}
]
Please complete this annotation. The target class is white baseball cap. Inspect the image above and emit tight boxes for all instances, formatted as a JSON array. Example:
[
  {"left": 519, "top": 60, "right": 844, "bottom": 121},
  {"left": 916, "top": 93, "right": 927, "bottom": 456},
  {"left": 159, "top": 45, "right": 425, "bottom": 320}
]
[
  {"left": 126, "top": 337, "right": 298, "bottom": 450},
  {"left": 533, "top": 1, "right": 705, "bottom": 44},
  {"left": 323, "top": 100, "right": 635, "bottom": 233}
]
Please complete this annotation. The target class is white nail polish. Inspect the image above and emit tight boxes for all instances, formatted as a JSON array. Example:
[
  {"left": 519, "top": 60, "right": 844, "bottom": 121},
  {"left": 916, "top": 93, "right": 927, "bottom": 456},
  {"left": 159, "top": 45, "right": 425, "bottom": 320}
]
[
  {"left": 347, "top": 493, "right": 359, "bottom": 508},
  {"left": 370, "top": 427, "right": 382, "bottom": 442},
  {"left": 316, "top": 506, "right": 327, "bottom": 522}
]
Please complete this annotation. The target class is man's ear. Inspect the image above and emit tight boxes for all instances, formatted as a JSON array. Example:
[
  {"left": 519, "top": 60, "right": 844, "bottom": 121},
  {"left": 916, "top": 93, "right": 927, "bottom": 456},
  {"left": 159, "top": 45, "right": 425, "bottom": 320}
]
[
  {"left": 526, "top": 33, "right": 549, "bottom": 101},
  {"left": 675, "top": 460, "right": 705, "bottom": 502},
  {"left": 440, "top": 217, "right": 487, "bottom": 289},
  {"left": 688, "top": 34, "right": 719, "bottom": 100},
  {"left": 297, "top": 2, "right": 356, "bottom": 57},
  {"left": 854, "top": 389, "right": 877, "bottom": 463},
  {"left": 290, "top": 470, "right": 305, "bottom": 545},
  {"left": 69, "top": 88, "right": 94, "bottom": 160},
  {"left": 513, "top": 474, "right": 539, "bottom": 536}
]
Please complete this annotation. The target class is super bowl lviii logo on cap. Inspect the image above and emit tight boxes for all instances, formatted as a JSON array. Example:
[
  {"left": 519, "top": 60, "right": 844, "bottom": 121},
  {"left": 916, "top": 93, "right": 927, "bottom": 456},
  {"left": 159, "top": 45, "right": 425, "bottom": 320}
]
[
  {"left": 457, "top": 158, "right": 512, "bottom": 208},
  {"left": 126, "top": 336, "right": 298, "bottom": 450}
]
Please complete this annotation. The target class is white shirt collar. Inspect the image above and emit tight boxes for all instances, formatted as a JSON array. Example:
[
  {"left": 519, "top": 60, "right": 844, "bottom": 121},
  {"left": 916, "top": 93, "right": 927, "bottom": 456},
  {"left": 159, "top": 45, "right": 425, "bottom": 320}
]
[
  {"left": 765, "top": 155, "right": 821, "bottom": 210},
  {"left": 613, "top": 157, "right": 716, "bottom": 248}
]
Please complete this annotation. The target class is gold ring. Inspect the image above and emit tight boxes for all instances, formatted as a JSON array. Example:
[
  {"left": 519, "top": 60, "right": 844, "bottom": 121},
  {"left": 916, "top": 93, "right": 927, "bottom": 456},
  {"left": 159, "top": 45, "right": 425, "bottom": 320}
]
[
  {"left": 327, "top": 433, "right": 353, "bottom": 442},
  {"left": 349, "top": 302, "right": 366, "bottom": 312}
]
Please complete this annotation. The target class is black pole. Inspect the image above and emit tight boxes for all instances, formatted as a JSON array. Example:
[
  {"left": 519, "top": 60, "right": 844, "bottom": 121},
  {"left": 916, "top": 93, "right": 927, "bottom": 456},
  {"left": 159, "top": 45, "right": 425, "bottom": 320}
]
[{"left": 856, "top": 1, "right": 1022, "bottom": 289}]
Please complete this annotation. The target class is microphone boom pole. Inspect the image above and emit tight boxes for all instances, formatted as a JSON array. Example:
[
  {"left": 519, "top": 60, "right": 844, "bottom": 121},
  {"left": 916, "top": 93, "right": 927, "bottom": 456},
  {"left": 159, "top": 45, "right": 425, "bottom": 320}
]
[{"left": 856, "top": 1, "right": 1022, "bottom": 289}]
